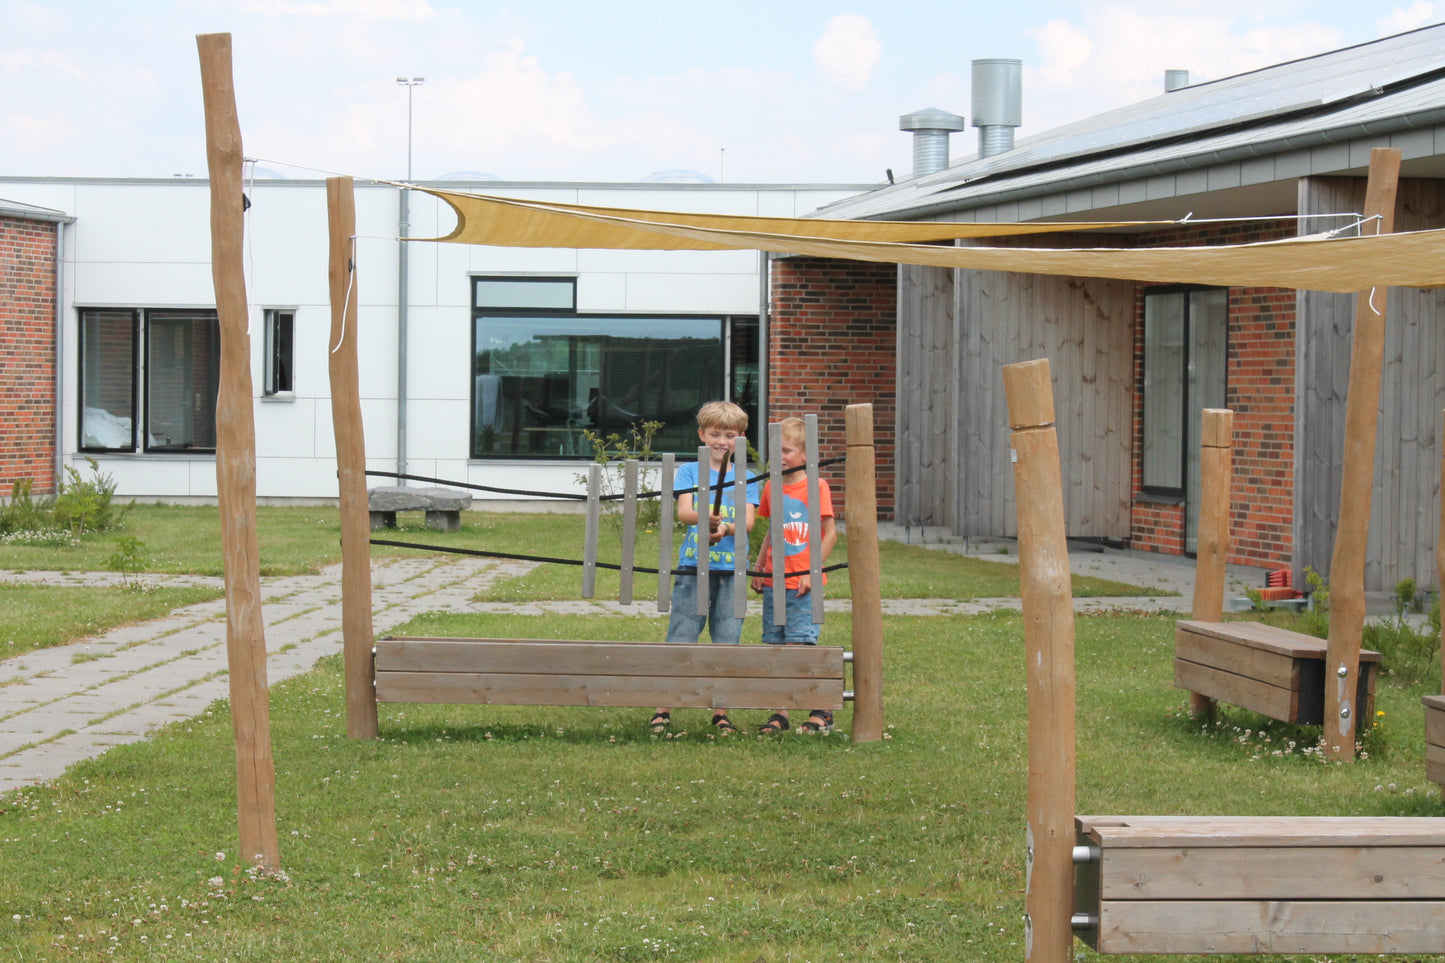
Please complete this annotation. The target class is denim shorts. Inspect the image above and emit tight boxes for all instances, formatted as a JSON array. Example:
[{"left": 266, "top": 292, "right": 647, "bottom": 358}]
[
  {"left": 760, "top": 586, "right": 821, "bottom": 645},
  {"left": 665, "top": 570, "right": 744, "bottom": 645}
]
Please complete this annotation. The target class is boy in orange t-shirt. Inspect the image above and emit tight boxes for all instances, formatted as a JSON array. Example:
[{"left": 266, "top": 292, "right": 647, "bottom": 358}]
[{"left": 751, "top": 417, "right": 838, "bottom": 734}]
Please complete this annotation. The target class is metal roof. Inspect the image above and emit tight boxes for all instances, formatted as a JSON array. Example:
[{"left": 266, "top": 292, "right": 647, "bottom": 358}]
[
  {"left": 0, "top": 198, "right": 73, "bottom": 222},
  {"left": 818, "top": 23, "right": 1445, "bottom": 222}
]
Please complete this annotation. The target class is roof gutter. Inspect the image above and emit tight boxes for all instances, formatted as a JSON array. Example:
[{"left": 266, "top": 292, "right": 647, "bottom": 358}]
[{"left": 870, "top": 105, "right": 1445, "bottom": 222}]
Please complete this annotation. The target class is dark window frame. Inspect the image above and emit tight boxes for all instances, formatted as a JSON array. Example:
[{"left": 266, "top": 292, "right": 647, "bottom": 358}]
[
  {"left": 1140, "top": 285, "right": 1229, "bottom": 496},
  {"left": 263, "top": 308, "right": 295, "bottom": 396}
]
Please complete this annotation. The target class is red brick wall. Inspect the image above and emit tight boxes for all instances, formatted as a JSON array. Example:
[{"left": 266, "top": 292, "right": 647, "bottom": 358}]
[
  {"left": 768, "top": 257, "right": 897, "bottom": 519},
  {"left": 1130, "top": 220, "right": 1296, "bottom": 567},
  {"left": 0, "top": 215, "right": 59, "bottom": 497}
]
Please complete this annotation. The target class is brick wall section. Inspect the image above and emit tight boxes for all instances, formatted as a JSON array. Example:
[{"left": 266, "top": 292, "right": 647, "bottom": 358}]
[
  {"left": 1130, "top": 220, "right": 1296, "bottom": 568},
  {"left": 768, "top": 257, "right": 897, "bottom": 520},
  {"left": 0, "top": 215, "right": 58, "bottom": 497}
]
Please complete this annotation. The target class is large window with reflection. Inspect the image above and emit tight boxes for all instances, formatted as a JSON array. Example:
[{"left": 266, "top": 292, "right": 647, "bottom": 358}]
[
  {"left": 471, "top": 277, "right": 755, "bottom": 458},
  {"left": 79, "top": 307, "right": 220, "bottom": 453}
]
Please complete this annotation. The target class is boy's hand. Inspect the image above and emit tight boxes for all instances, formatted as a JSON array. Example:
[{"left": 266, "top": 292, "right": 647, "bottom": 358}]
[
  {"left": 794, "top": 573, "right": 813, "bottom": 595},
  {"left": 750, "top": 576, "right": 764, "bottom": 592},
  {"left": 706, "top": 513, "right": 727, "bottom": 543}
]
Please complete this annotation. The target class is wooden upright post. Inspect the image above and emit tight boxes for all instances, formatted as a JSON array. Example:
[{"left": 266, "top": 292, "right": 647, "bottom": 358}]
[
  {"left": 326, "top": 176, "right": 379, "bottom": 740},
  {"left": 1325, "top": 147, "right": 1401, "bottom": 761},
  {"left": 844, "top": 404, "right": 884, "bottom": 743},
  {"left": 1003, "top": 359, "right": 1075, "bottom": 963},
  {"left": 1439, "top": 410, "right": 1445, "bottom": 697},
  {"left": 196, "top": 32, "right": 279, "bottom": 869},
  {"left": 1189, "top": 408, "right": 1235, "bottom": 721}
]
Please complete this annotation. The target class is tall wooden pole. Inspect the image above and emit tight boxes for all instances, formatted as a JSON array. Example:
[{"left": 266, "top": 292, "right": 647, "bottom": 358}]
[
  {"left": 845, "top": 403, "right": 884, "bottom": 743},
  {"left": 1439, "top": 410, "right": 1445, "bottom": 697},
  {"left": 327, "top": 177, "right": 379, "bottom": 740},
  {"left": 1189, "top": 409, "right": 1235, "bottom": 721},
  {"left": 1004, "top": 359, "right": 1075, "bottom": 963},
  {"left": 1325, "top": 147, "right": 1401, "bottom": 761},
  {"left": 196, "top": 32, "right": 279, "bottom": 869}
]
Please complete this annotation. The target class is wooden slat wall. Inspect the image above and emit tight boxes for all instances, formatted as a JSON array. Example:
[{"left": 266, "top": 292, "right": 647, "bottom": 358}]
[
  {"left": 954, "top": 258, "right": 1134, "bottom": 539},
  {"left": 895, "top": 264, "right": 957, "bottom": 529},
  {"left": 1297, "top": 176, "right": 1445, "bottom": 591}
]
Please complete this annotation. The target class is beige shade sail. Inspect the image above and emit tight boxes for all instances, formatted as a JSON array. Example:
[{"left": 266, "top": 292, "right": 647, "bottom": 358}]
[{"left": 419, "top": 188, "right": 1445, "bottom": 294}]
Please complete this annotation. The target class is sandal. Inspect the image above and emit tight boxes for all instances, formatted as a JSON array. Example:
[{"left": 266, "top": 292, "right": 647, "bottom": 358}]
[
  {"left": 756, "top": 713, "right": 790, "bottom": 735},
  {"left": 797, "top": 711, "right": 833, "bottom": 734},
  {"left": 711, "top": 713, "right": 739, "bottom": 735},
  {"left": 648, "top": 711, "right": 671, "bottom": 733}
]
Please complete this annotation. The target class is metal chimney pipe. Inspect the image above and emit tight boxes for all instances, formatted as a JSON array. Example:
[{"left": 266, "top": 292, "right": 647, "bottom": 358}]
[
  {"left": 1165, "top": 69, "right": 1190, "bottom": 92},
  {"left": 971, "top": 58, "right": 1023, "bottom": 157},
  {"left": 898, "top": 107, "right": 967, "bottom": 178}
]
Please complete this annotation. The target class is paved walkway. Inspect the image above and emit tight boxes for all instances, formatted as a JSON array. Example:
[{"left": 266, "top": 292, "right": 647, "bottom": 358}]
[{"left": 0, "top": 532, "right": 1274, "bottom": 795}]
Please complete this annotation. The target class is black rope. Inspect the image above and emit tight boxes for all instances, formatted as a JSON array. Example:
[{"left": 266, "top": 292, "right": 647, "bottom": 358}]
[
  {"left": 365, "top": 456, "right": 846, "bottom": 503},
  {"left": 369, "top": 537, "right": 848, "bottom": 577}
]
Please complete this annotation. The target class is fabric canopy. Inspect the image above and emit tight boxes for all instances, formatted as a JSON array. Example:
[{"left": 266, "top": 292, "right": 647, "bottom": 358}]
[{"left": 420, "top": 188, "right": 1445, "bottom": 294}]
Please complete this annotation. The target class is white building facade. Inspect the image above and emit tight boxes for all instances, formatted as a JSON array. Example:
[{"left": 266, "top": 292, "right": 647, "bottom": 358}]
[{"left": 0, "top": 177, "right": 865, "bottom": 503}]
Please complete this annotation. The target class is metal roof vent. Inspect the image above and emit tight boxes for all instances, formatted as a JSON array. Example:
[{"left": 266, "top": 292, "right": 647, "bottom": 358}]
[
  {"left": 1165, "top": 69, "right": 1190, "bottom": 91},
  {"left": 898, "top": 107, "right": 967, "bottom": 178},
  {"left": 971, "top": 58, "right": 1023, "bottom": 157}
]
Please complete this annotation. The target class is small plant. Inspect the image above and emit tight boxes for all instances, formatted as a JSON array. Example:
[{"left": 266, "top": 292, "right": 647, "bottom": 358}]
[
  {"left": 53, "top": 458, "right": 123, "bottom": 537},
  {"left": 1243, "top": 586, "right": 1269, "bottom": 613},
  {"left": 574, "top": 420, "right": 666, "bottom": 534},
  {"left": 0, "top": 477, "right": 57, "bottom": 535},
  {"left": 1300, "top": 566, "right": 1329, "bottom": 639},
  {"left": 105, "top": 535, "right": 147, "bottom": 589}
]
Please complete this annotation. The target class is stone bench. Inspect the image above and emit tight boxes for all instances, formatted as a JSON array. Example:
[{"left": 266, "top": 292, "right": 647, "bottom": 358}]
[{"left": 367, "top": 486, "right": 472, "bottom": 533}]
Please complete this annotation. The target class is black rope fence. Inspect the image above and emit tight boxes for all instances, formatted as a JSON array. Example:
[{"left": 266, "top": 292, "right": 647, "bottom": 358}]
[
  {"left": 364, "top": 455, "right": 846, "bottom": 502},
  {"left": 370, "top": 537, "right": 849, "bottom": 578}
]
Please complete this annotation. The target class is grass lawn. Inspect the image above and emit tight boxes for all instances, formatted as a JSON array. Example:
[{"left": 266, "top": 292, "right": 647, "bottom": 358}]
[
  {"left": 1, "top": 606, "right": 1440, "bottom": 962},
  {"left": 0, "top": 584, "right": 224, "bottom": 661}
]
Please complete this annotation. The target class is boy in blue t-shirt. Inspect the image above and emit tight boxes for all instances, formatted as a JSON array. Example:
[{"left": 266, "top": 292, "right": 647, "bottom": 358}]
[{"left": 650, "top": 400, "right": 759, "bottom": 735}]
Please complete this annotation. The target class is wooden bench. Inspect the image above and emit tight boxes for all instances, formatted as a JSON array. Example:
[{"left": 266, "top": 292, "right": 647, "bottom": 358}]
[
  {"left": 374, "top": 637, "right": 848, "bottom": 712},
  {"left": 1175, "top": 619, "right": 1380, "bottom": 725},
  {"left": 367, "top": 486, "right": 472, "bottom": 533},
  {"left": 1426, "top": 694, "right": 1445, "bottom": 789},
  {"left": 1074, "top": 814, "right": 1445, "bottom": 954}
]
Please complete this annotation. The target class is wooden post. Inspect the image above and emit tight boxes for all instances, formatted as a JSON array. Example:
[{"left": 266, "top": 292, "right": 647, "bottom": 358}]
[
  {"left": 1189, "top": 408, "right": 1235, "bottom": 722},
  {"left": 769, "top": 422, "right": 787, "bottom": 624},
  {"left": 1003, "top": 359, "right": 1075, "bottom": 963},
  {"left": 844, "top": 404, "right": 884, "bottom": 744},
  {"left": 805, "top": 413, "right": 824, "bottom": 624},
  {"left": 196, "top": 32, "right": 280, "bottom": 869},
  {"left": 732, "top": 437, "right": 749, "bottom": 619},
  {"left": 620, "top": 459, "right": 638, "bottom": 606},
  {"left": 583, "top": 464, "right": 600, "bottom": 598},
  {"left": 1439, "top": 411, "right": 1445, "bottom": 697},
  {"left": 657, "top": 453, "right": 675, "bottom": 613},
  {"left": 326, "top": 176, "right": 378, "bottom": 741},
  {"left": 1325, "top": 147, "right": 1401, "bottom": 761}
]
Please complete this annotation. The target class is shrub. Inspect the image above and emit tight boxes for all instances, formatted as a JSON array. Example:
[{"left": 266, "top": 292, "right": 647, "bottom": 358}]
[
  {"left": 0, "top": 477, "right": 57, "bottom": 535},
  {"left": 53, "top": 458, "right": 123, "bottom": 536},
  {"left": 574, "top": 421, "right": 666, "bottom": 534}
]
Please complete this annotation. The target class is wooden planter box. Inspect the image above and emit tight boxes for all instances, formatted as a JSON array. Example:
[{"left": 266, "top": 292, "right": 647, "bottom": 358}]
[
  {"left": 1426, "top": 694, "right": 1445, "bottom": 789},
  {"left": 1175, "top": 620, "right": 1380, "bottom": 725},
  {"left": 1074, "top": 814, "right": 1445, "bottom": 954}
]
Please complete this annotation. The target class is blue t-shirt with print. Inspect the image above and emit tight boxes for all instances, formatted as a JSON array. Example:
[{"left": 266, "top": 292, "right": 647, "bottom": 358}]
[{"left": 674, "top": 459, "right": 760, "bottom": 571}]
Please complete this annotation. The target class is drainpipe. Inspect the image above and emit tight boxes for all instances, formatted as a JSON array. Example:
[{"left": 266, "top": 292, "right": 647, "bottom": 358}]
[
  {"left": 397, "top": 187, "right": 409, "bottom": 483},
  {"left": 53, "top": 219, "right": 67, "bottom": 494},
  {"left": 758, "top": 251, "right": 770, "bottom": 462}
]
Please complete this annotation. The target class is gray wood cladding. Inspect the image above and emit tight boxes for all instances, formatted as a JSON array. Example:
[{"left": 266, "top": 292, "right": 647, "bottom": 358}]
[
  {"left": 1297, "top": 176, "right": 1445, "bottom": 591},
  {"left": 896, "top": 256, "right": 1133, "bottom": 539}
]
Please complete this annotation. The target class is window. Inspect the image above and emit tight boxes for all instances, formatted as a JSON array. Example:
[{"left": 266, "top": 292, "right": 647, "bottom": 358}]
[
  {"left": 1141, "top": 288, "right": 1227, "bottom": 493},
  {"left": 264, "top": 309, "right": 294, "bottom": 396},
  {"left": 79, "top": 308, "right": 220, "bottom": 453},
  {"left": 471, "top": 278, "right": 756, "bottom": 458}
]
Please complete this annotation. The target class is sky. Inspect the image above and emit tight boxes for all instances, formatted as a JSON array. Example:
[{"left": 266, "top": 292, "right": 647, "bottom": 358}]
[{"left": 2, "top": 0, "right": 1441, "bottom": 186}]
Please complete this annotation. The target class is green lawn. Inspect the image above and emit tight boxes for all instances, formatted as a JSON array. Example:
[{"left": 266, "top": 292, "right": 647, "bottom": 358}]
[
  {"left": 0, "top": 583, "right": 224, "bottom": 661},
  {"left": 0, "top": 607, "right": 1439, "bottom": 962}
]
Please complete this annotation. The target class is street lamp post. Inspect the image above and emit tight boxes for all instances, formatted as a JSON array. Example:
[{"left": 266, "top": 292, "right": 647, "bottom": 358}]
[
  {"left": 396, "top": 76, "right": 424, "bottom": 180},
  {"left": 394, "top": 76, "right": 423, "bottom": 483}
]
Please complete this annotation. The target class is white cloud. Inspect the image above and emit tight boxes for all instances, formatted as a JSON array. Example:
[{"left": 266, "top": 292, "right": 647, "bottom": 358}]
[
  {"left": 1023, "top": 6, "right": 1343, "bottom": 132},
  {"left": 812, "top": 13, "right": 881, "bottom": 90},
  {"left": 1376, "top": 2, "right": 1436, "bottom": 35}
]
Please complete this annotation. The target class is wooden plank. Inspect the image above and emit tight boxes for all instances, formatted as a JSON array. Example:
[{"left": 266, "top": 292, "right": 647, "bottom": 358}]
[
  {"left": 1177, "top": 619, "right": 1381, "bottom": 662},
  {"left": 1428, "top": 744, "right": 1445, "bottom": 786},
  {"left": 1078, "top": 815, "right": 1445, "bottom": 846},
  {"left": 1094, "top": 899, "right": 1445, "bottom": 954},
  {"left": 1425, "top": 695, "right": 1445, "bottom": 747},
  {"left": 376, "top": 671, "right": 845, "bottom": 710},
  {"left": 1098, "top": 845, "right": 1445, "bottom": 899},
  {"left": 375, "top": 638, "right": 845, "bottom": 679},
  {"left": 1175, "top": 625, "right": 1306, "bottom": 688},
  {"left": 1174, "top": 658, "right": 1301, "bottom": 722},
  {"left": 619, "top": 459, "right": 637, "bottom": 605}
]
